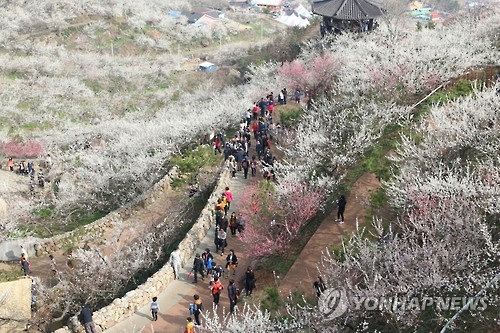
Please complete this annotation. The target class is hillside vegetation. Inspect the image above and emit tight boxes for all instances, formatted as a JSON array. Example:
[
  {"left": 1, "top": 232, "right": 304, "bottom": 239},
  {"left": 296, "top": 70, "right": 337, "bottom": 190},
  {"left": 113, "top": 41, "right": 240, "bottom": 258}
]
[
  {"left": 0, "top": 0, "right": 289, "bottom": 236},
  {"left": 0, "top": 1, "right": 498, "bottom": 332}
]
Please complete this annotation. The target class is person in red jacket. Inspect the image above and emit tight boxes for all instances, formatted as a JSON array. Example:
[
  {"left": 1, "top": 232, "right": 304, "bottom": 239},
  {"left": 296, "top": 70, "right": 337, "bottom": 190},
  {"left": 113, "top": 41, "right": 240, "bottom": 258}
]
[
  {"left": 211, "top": 276, "right": 224, "bottom": 306},
  {"left": 213, "top": 136, "right": 222, "bottom": 154},
  {"left": 224, "top": 187, "right": 233, "bottom": 210},
  {"left": 252, "top": 121, "right": 259, "bottom": 140},
  {"left": 252, "top": 103, "right": 259, "bottom": 121}
]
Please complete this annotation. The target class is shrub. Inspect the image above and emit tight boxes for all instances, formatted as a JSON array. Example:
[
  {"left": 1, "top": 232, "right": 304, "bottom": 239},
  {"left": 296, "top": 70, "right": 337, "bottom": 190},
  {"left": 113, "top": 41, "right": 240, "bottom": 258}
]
[
  {"left": 261, "top": 287, "right": 284, "bottom": 312},
  {"left": 0, "top": 139, "right": 44, "bottom": 158},
  {"left": 279, "top": 107, "right": 303, "bottom": 128}
]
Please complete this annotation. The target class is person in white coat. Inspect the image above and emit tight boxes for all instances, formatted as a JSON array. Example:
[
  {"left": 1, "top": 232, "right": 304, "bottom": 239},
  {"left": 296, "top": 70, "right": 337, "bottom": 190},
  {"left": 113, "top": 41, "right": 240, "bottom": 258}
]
[
  {"left": 21, "top": 245, "right": 28, "bottom": 261},
  {"left": 169, "top": 247, "right": 181, "bottom": 280}
]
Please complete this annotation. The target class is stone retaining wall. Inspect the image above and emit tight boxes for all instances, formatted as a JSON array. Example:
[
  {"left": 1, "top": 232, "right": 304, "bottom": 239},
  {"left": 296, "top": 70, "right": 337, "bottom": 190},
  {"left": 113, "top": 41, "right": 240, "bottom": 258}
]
[
  {"left": 54, "top": 167, "right": 231, "bottom": 333},
  {"left": 0, "top": 167, "right": 181, "bottom": 261}
]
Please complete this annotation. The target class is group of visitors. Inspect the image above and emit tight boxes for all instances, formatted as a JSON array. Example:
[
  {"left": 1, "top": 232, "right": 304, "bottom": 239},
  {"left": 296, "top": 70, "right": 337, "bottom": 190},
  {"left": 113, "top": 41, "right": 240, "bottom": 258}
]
[
  {"left": 212, "top": 187, "right": 247, "bottom": 253},
  {"left": 4, "top": 85, "right": 353, "bottom": 333},
  {"left": 172, "top": 92, "right": 286, "bottom": 326},
  {"left": 5, "top": 156, "right": 49, "bottom": 198},
  {"left": 212, "top": 91, "right": 281, "bottom": 183},
  {"left": 180, "top": 248, "right": 241, "bottom": 328},
  {"left": 176, "top": 93, "right": 277, "bottom": 310},
  {"left": 82, "top": 87, "right": 339, "bottom": 332},
  {"left": 8, "top": 157, "right": 35, "bottom": 175}
]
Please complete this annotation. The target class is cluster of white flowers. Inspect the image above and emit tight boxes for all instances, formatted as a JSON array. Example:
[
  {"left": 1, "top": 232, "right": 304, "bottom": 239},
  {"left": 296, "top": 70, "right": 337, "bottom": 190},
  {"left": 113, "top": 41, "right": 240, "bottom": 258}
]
[
  {"left": 279, "top": 97, "right": 410, "bottom": 188},
  {"left": 386, "top": 84, "right": 500, "bottom": 213},
  {"left": 275, "top": 9, "right": 499, "bottom": 188},
  {"left": 199, "top": 8, "right": 500, "bottom": 333}
]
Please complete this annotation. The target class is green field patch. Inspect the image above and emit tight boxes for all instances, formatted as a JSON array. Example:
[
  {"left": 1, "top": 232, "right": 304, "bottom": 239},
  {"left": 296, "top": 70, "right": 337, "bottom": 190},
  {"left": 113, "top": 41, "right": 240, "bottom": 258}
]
[
  {"left": 6, "top": 71, "right": 25, "bottom": 80},
  {"left": 82, "top": 79, "right": 104, "bottom": 93},
  {"left": 25, "top": 209, "right": 108, "bottom": 238},
  {"left": 426, "top": 79, "right": 478, "bottom": 106},
  {"left": 18, "top": 121, "right": 53, "bottom": 132},
  {"left": 170, "top": 145, "right": 220, "bottom": 174},
  {"left": 16, "top": 100, "right": 34, "bottom": 110},
  {"left": 0, "top": 264, "right": 24, "bottom": 282},
  {"left": 260, "top": 287, "right": 285, "bottom": 312},
  {"left": 279, "top": 107, "right": 304, "bottom": 128},
  {"left": 33, "top": 205, "right": 56, "bottom": 218}
]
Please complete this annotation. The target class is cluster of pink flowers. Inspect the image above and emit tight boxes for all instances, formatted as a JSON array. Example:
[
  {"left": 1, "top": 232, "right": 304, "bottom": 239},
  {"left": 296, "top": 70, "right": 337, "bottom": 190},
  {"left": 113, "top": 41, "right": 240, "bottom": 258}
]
[{"left": 0, "top": 139, "right": 44, "bottom": 158}]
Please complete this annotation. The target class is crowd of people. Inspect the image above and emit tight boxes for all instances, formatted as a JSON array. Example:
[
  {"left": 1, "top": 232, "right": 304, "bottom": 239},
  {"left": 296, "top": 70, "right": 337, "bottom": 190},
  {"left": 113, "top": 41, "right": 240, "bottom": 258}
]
[
  {"left": 5, "top": 155, "right": 52, "bottom": 198},
  {"left": 212, "top": 92, "right": 281, "bottom": 183},
  {"left": 4, "top": 86, "right": 350, "bottom": 333},
  {"left": 159, "top": 94, "right": 286, "bottom": 330}
]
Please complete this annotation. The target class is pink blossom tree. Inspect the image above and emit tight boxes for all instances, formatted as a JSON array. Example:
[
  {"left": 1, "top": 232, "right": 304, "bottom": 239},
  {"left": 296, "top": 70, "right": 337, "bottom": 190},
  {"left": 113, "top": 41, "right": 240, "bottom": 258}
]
[
  {"left": 278, "top": 55, "right": 339, "bottom": 99},
  {"left": 0, "top": 139, "right": 44, "bottom": 158},
  {"left": 278, "top": 60, "right": 308, "bottom": 93},
  {"left": 238, "top": 181, "right": 325, "bottom": 257}
]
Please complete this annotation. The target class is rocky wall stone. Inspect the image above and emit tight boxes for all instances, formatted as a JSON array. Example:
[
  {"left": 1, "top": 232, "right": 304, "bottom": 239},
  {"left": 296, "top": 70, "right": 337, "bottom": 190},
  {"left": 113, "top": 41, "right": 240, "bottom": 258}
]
[{"left": 60, "top": 167, "right": 231, "bottom": 332}]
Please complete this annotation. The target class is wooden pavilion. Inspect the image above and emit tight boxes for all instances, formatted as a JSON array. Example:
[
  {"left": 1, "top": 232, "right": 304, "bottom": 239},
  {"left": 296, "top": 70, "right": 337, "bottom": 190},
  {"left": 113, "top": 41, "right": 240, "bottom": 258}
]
[{"left": 312, "top": 0, "right": 385, "bottom": 35}]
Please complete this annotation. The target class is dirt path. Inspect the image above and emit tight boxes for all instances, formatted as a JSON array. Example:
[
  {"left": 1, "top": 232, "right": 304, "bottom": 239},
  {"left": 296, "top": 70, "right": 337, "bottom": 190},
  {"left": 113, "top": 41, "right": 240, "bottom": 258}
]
[
  {"left": 106, "top": 168, "right": 257, "bottom": 333},
  {"left": 0, "top": 169, "right": 32, "bottom": 221},
  {"left": 105, "top": 106, "right": 382, "bottom": 331},
  {"left": 278, "top": 172, "right": 381, "bottom": 299},
  {"left": 106, "top": 104, "right": 278, "bottom": 332}
]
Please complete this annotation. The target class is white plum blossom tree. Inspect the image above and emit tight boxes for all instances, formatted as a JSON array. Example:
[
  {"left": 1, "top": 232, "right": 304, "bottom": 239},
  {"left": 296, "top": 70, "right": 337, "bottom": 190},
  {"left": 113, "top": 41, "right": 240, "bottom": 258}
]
[{"left": 197, "top": 8, "right": 500, "bottom": 333}]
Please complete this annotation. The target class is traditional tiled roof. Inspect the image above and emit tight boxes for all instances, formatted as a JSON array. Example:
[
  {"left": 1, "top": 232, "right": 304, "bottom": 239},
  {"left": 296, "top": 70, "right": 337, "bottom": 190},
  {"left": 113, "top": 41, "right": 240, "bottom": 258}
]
[{"left": 312, "top": 0, "right": 384, "bottom": 20}]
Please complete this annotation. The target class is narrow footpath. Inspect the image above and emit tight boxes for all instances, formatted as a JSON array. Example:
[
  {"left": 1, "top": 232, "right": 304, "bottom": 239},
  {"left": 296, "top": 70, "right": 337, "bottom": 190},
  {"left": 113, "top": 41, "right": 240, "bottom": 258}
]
[
  {"left": 278, "top": 173, "right": 381, "bottom": 299},
  {"left": 105, "top": 171, "right": 253, "bottom": 332}
]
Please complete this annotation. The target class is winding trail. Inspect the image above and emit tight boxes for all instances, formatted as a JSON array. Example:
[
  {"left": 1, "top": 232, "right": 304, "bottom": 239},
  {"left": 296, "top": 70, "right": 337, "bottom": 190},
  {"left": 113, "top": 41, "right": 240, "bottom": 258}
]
[
  {"left": 105, "top": 109, "right": 381, "bottom": 331},
  {"left": 278, "top": 172, "right": 381, "bottom": 299},
  {"left": 105, "top": 169, "right": 254, "bottom": 332},
  {"left": 2, "top": 100, "right": 381, "bottom": 332}
]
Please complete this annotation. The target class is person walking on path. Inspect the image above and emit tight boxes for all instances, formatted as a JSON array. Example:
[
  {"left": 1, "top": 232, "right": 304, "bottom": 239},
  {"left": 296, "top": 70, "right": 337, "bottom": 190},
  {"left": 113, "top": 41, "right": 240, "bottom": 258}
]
[
  {"left": 245, "top": 266, "right": 256, "bottom": 297},
  {"left": 313, "top": 276, "right": 326, "bottom": 297},
  {"left": 294, "top": 89, "right": 301, "bottom": 103},
  {"left": 245, "top": 109, "right": 252, "bottom": 126},
  {"left": 228, "top": 156, "right": 237, "bottom": 178},
  {"left": 8, "top": 157, "right": 14, "bottom": 171},
  {"left": 217, "top": 229, "right": 227, "bottom": 256},
  {"left": 150, "top": 297, "right": 159, "bottom": 321},
  {"left": 236, "top": 213, "right": 245, "bottom": 234},
  {"left": 49, "top": 255, "right": 57, "bottom": 275},
  {"left": 219, "top": 214, "right": 229, "bottom": 233},
  {"left": 20, "top": 256, "right": 30, "bottom": 276},
  {"left": 211, "top": 276, "right": 224, "bottom": 306},
  {"left": 226, "top": 249, "right": 238, "bottom": 276},
  {"left": 253, "top": 102, "right": 260, "bottom": 120},
  {"left": 213, "top": 135, "right": 222, "bottom": 154},
  {"left": 242, "top": 156, "right": 250, "bottom": 179},
  {"left": 337, "top": 195, "right": 347, "bottom": 224},
  {"left": 214, "top": 228, "right": 220, "bottom": 253},
  {"left": 192, "top": 294, "right": 204, "bottom": 325},
  {"left": 228, "top": 279, "right": 237, "bottom": 314},
  {"left": 224, "top": 187, "right": 233, "bottom": 211},
  {"left": 21, "top": 245, "right": 28, "bottom": 261},
  {"left": 192, "top": 254, "right": 205, "bottom": 283},
  {"left": 169, "top": 247, "right": 181, "bottom": 280},
  {"left": 79, "top": 304, "right": 98, "bottom": 333},
  {"left": 184, "top": 317, "right": 195, "bottom": 333},
  {"left": 251, "top": 156, "right": 257, "bottom": 177},
  {"left": 202, "top": 248, "right": 214, "bottom": 275},
  {"left": 229, "top": 212, "right": 238, "bottom": 236},
  {"left": 215, "top": 199, "right": 224, "bottom": 228}
]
